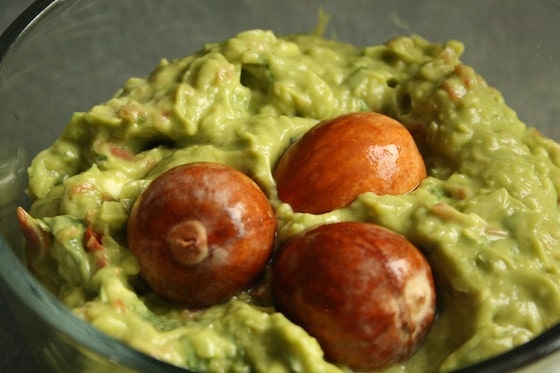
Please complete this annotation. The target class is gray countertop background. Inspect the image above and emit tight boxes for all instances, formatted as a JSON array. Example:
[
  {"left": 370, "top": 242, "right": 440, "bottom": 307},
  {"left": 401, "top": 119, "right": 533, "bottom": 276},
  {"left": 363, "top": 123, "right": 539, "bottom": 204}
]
[{"left": 1, "top": 2, "right": 38, "bottom": 372}]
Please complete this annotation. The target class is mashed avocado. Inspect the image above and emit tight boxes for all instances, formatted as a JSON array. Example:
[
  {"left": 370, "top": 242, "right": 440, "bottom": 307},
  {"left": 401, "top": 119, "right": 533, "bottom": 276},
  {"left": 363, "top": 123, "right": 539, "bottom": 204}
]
[{"left": 20, "top": 29, "right": 560, "bottom": 372}]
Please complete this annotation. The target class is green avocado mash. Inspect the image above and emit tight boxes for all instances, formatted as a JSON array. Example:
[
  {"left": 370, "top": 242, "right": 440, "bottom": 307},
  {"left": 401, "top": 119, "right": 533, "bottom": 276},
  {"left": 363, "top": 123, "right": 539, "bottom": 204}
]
[{"left": 20, "top": 29, "right": 560, "bottom": 372}]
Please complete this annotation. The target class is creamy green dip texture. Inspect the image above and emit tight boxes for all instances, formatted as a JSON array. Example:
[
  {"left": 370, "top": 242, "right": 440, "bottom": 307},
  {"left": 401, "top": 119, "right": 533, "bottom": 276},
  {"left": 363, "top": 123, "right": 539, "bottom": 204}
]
[{"left": 21, "top": 30, "right": 560, "bottom": 372}]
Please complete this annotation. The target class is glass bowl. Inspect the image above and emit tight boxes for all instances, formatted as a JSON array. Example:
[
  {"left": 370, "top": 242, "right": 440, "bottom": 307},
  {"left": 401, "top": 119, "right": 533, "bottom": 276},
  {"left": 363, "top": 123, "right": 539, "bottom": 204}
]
[{"left": 1, "top": 0, "right": 559, "bottom": 372}]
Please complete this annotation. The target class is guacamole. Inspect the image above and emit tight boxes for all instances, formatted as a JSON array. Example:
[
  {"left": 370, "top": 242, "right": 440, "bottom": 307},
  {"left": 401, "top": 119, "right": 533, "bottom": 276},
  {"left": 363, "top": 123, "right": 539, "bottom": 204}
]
[{"left": 19, "top": 29, "right": 560, "bottom": 372}]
